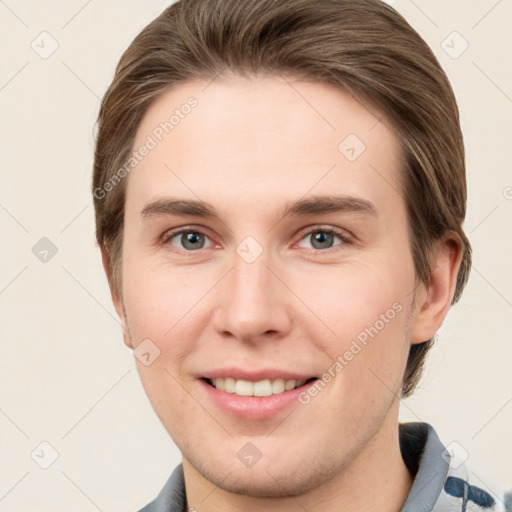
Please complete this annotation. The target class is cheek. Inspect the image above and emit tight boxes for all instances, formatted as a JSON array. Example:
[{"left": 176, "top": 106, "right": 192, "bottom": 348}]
[
  {"left": 122, "top": 254, "right": 205, "bottom": 340},
  {"left": 120, "top": 260, "right": 208, "bottom": 431},
  {"left": 289, "top": 257, "right": 413, "bottom": 396},
  {"left": 292, "top": 258, "right": 412, "bottom": 338}
]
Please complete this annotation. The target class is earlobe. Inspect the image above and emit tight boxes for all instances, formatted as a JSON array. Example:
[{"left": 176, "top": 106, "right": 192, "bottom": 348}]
[
  {"left": 100, "top": 246, "right": 134, "bottom": 349},
  {"left": 410, "top": 233, "right": 463, "bottom": 344}
]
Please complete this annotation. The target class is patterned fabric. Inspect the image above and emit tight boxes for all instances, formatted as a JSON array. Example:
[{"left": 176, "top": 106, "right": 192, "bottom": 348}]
[
  {"left": 138, "top": 422, "right": 505, "bottom": 512},
  {"left": 400, "top": 423, "right": 504, "bottom": 512}
]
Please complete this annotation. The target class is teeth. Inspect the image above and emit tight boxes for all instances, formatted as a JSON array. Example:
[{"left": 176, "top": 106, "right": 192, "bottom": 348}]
[
  {"left": 224, "top": 377, "right": 236, "bottom": 393},
  {"left": 285, "top": 379, "right": 296, "bottom": 391},
  {"left": 210, "top": 377, "right": 307, "bottom": 396},
  {"left": 235, "top": 379, "right": 254, "bottom": 396},
  {"left": 215, "top": 378, "right": 225, "bottom": 392},
  {"left": 254, "top": 380, "right": 272, "bottom": 397},
  {"left": 272, "top": 378, "right": 285, "bottom": 394}
]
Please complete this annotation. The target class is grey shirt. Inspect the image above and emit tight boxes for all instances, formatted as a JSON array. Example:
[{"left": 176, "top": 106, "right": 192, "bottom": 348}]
[{"left": 138, "top": 422, "right": 503, "bottom": 512}]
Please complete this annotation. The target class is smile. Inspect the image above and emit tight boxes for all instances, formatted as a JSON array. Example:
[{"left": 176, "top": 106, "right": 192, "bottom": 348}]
[{"left": 205, "top": 377, "right": 317, "bottom": 397}]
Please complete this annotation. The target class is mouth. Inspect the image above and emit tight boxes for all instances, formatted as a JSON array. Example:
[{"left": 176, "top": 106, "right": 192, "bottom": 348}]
[
  {"left": 202, "top": 377, "right": 318, "bottom": 397},
  {"left": 199, "top": 371, "right": 321, "bottom": 420}
]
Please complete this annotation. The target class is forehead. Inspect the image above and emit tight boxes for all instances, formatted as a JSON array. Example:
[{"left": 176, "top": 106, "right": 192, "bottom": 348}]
[{"left": 126, "top": 75, "right": 402, "bottom": 216}]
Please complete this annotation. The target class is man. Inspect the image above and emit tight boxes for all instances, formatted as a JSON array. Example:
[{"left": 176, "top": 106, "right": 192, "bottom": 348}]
[{"left": 92, "top": 0, "right": 504, "bottom": 510}]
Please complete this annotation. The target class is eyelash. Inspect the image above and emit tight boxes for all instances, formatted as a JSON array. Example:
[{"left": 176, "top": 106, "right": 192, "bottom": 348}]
[{"left": 160, "top": 225, "right": 352, "bottom": 254}]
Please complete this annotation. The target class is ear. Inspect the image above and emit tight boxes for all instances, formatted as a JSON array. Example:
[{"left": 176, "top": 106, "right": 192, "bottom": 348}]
[
  {"left": 101, "top": 246, "right": 134, "bottom": 349},
  {"left": 410, "top": 232, "right": 463, "bottom": 344}
]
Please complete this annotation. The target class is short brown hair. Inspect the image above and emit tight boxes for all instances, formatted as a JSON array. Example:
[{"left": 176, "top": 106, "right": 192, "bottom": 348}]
[{"left": 92, "top": 0, "right": 471, "bottom": 397}]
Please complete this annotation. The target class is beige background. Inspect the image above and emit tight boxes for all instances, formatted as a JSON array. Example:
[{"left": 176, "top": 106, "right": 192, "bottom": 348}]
[{"left": 0, "top": 1, "right": 511, "bottom": 511}]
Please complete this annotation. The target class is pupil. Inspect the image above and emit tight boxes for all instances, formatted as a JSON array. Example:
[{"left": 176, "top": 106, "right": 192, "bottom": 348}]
[
  {"left": 183, "top": 232, "right": 203, "bottom": 250},
  {"left": 313, "top": 232, "right": 332, "bottom": 249}
]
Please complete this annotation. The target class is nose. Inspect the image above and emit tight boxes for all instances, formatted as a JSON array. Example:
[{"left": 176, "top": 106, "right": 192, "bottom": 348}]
[{"left": 212, "top": 245, "right": 292, "bottom": 344}]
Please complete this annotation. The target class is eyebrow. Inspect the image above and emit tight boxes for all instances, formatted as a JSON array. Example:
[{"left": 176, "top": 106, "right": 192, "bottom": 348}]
[{"left": 140, "top": 194, "right": 377, "bottom": 221}]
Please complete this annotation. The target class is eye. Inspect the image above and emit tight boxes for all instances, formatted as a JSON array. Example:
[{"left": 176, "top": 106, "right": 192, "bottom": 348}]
[
  {"left": 162, "top": 229, "right": 215, "bottom": 251},
  {"left": 296, "top": 227, "right": 348, "bottom": 251},
  {"left": 161, "top": 226, "right": 351, "bottom": 253}
]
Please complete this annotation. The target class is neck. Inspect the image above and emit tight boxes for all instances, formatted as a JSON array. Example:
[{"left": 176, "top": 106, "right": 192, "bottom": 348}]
[{"left": 183, "top": 404, "right": 413, "bottom": 512}]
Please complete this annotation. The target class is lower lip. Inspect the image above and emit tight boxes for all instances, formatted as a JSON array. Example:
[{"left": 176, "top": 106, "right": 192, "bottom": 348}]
[{"left": 199, "top": 379, "right": 316, "bottom": 421}]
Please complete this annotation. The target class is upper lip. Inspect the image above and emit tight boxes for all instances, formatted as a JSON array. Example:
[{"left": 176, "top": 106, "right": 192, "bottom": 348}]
[{"left": 200, "top": 368, "right": 317, "bottom": 382}]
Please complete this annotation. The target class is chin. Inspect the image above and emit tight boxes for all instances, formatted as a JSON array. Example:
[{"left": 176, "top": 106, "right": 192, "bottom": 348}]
[
  {"left": 198, "top": 468, "right": 303, "bottom": 498},
  {"left": 190, "top": 447, "right": 346, "bottom": 499}
]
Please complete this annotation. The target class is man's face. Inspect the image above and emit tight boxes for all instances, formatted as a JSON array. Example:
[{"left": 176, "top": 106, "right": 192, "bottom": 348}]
[{"left": 117, "top": 75, "right": 420, "bottom": 496}]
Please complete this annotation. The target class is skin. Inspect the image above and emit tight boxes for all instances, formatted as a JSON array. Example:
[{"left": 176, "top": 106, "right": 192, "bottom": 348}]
[{"left": 102, "top": 74, "right": 462, "bottom": 511}]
